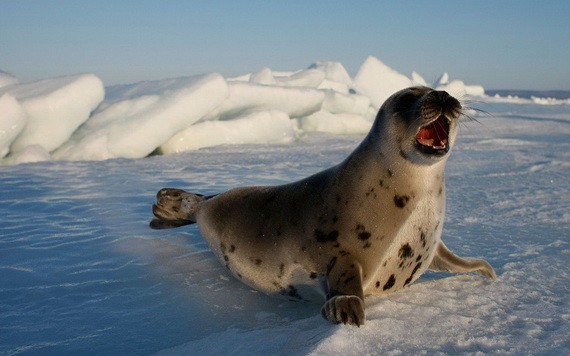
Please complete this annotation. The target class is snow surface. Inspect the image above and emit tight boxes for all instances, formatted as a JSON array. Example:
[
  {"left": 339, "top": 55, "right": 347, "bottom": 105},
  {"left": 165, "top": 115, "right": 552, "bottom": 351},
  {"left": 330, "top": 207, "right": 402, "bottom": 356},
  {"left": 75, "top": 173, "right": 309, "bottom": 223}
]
[
  {"left": 0, "top": 100, "right": 568, "bottom": 355},
  {"left": 1, "top": 56, "right": 521, "bottom": 166}
]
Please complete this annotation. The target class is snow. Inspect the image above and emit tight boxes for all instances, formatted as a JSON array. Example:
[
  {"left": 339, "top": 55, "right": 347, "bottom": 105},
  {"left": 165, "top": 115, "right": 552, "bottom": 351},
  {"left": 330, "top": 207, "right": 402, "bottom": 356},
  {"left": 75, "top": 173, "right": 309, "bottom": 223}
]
[
  {"left": 0, "top": 97, "right": 568, "bottom": 354},
  {"left": 2, "top": 56, "right": 568, "bottom": 166}
]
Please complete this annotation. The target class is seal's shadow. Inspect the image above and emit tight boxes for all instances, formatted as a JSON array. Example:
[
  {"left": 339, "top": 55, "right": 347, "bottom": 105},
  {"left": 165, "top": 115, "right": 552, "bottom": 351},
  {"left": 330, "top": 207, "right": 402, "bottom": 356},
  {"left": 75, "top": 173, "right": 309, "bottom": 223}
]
[{"left": 120, "top": 230, "right": 330, "bottom": 334}]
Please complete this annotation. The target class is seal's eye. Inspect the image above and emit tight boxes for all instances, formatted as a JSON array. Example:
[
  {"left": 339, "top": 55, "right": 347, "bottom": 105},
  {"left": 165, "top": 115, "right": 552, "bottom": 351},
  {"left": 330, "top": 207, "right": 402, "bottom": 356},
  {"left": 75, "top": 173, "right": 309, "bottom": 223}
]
[{"left": 394, "top": 92, "right": 420, "bottom": 113}]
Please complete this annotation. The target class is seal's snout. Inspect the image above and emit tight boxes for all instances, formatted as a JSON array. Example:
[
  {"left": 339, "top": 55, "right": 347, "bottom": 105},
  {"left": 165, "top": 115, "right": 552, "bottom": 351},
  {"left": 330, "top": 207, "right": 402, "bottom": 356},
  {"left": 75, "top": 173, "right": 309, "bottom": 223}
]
[
  {"left": 414, "top": 90, "right": 462, "bottom": 157},
  {"left": 429, "top": 90, "right": 462, "bottom": 119}
]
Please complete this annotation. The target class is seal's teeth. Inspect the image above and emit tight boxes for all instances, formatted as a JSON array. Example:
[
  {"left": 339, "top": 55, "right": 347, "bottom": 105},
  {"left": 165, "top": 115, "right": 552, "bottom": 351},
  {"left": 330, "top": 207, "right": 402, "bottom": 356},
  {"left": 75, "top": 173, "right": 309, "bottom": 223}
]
[{"left": 417, "top": 137, "right": 434, "bottom": 146}]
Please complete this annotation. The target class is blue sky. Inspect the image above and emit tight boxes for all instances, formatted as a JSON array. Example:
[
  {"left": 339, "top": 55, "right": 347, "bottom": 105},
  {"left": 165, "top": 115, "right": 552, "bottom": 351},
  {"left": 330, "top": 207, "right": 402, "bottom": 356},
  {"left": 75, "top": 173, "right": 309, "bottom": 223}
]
[{"left": 1, "top": 0, "right": 569, "bottom": 90}]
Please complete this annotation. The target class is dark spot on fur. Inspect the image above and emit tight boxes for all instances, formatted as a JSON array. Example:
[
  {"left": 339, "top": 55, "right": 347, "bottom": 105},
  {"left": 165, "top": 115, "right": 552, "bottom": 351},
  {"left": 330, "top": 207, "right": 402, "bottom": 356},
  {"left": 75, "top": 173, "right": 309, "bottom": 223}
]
[
  {"left": 223, "top": 255, "right": 229, "bottom": 262},
  {"left": 344, "top": 276, "right": 355, "bottom": 285},
  {"left": 220, "top": 242, "right": 227, "bottom": 253},
  {"left": 363, "top": 242, "right": 371, "bottom": 248},
  {"left": 382, "top": 260, "right": 388, "bottom": 267},
  {"left": 326, "top": 257, "right": 337, "bottom": 276},
  {"left": 399, "top": 243, "right": 414, "bottom": 259},
  {"left": 420, "top": 230, "right": 427, "bottom": 248},
  {"left": 416, "top": 254, "right": 423, "bottom": 262},
  {"left": 310, "top": 272, "right": 318, "bottom": 279},
  {"left": 254, "top": 259, "right": 263, "bottom": 266},
  {"left": 404, "top": 262, "right": 423, "bottom": 286},
  {"left": 438, "top": 187, "right": 443, "bottom": 196},
  {"left": 358, "top": 232, "right": 371, "bottom": 240},
  {"left": 387, "top": 169, "right": 394, "bottom": 177},
  {"left": 379, "top": 179, "right": 384, "bottom": 187},
  {"left": 333, "top": 242, "right": 340, "bottom": 248},
  {"left": 339, "top": 250, "right": 350, "bottom": 257},
  {"left": 394, "top": 195, "right": 410, "bottom": 208},
  {"left": 278, "top": 263, "right": 285, "bottom": 279},
  {"left": 237, "top": 273, "right": 242, "bottom": 279},
  {"left": 383, "top": 275, "right": 396, "bottom": 291},
  {"left": 314, "top": 229, "right": 339, "bottom": 243},
  {"left": 301, "top": 246, "right": 307, "bottom": 252},
  {"left": 376, "top": 281, "right": 380, "bottom": 288},
  {"left": 229, "top": 245, "right": 236, "bottom": 253}
]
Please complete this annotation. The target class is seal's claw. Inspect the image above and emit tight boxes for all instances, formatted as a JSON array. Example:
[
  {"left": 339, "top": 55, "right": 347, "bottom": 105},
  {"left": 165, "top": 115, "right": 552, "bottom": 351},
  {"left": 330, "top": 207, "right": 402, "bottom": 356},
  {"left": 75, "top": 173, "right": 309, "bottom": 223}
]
[{"left": 321, "top": 295, "right": 365, "bottom": 327}]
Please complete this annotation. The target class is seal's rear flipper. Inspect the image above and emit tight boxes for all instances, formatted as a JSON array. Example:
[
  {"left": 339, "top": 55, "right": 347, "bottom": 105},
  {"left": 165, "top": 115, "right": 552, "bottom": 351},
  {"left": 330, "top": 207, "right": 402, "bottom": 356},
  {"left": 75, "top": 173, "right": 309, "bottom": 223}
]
[
  {"left": 149, "top": 218, "right": 195, "bottom": 230},
  {"left": 150, "top": 188, "right": 206, "bottom": 230}
]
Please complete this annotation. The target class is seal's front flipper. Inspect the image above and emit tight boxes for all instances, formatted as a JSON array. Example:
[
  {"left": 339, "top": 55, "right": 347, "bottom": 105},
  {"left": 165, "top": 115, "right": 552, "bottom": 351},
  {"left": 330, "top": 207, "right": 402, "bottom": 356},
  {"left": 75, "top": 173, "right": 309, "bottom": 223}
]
[
  {"left": 321, "top": 295, "right": 365, "bottom": 327},
  {"left": 150, "top": 188, "right": 205, "bottom": 230},
  {"left": 321, "top": 259, "right": 365, "bottom": 326},
  {"left": 429, "top": 242, "right": 497, "bottom": 279}
]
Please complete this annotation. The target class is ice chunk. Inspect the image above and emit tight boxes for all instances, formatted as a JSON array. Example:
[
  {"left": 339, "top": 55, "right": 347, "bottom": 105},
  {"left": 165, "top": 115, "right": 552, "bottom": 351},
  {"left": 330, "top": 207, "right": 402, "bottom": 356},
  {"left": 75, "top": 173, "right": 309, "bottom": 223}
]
[
  {"left": 2, "top": 144, "right": 51, "bottom": 165},
  {"left": 275, "top": 69, "right": 326, "bottom": 88},
  {"left": 436, "top": 79, "right": 468, "bottom": 97},
  {"left": 308, "top": 61, "right": 353, "bottom": 86},
  {"left": 411, "top": 71, "right": 428, "bottom": 86},
  {"left": 436, "top": 75, "right": 485, "bottom": 97},
  {"left": 309, "top": 61, "right": 354, "bottom": 93},
  {"left": 0, "top": 70, "right": 19, "bottom": 88},
  {"left": 465, "top": 85, "right": 485, "bottom": 96},
  {"left": 160, "top": 110, "right": 295, "bottom": 153},
  {"left": 0, "top": 94, "right": 27, "bottom": 157},
  {"left": 0, "top": 74, "right": 104, "bottom": 153},
  {"left": 249, "top": 67, "right": 277, "bottom": 85},
  {"left": 54, "top": 73, "right": 229, "bottom": 161},
  {"left": 203, "top": 81, "right": 325, "bottom": 121},
  {"left": 353, "top": 56, "right": 413, "bottom": 108},
  {"left": 296, "top": 110, "right": 373, "bottom": 135},
  {"left": 434, "top": 72, "right": 449, "bottom": 86},
  {"left": 322, "top": 90, "right": 371, "bottom": 116}
]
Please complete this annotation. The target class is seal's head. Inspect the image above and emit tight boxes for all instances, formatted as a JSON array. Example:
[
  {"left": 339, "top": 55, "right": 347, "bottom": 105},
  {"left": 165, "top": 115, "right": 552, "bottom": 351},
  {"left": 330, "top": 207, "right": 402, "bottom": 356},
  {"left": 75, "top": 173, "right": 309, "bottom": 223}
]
[{"left": 373, "top": 86, "right": 462, "bottom": 165}]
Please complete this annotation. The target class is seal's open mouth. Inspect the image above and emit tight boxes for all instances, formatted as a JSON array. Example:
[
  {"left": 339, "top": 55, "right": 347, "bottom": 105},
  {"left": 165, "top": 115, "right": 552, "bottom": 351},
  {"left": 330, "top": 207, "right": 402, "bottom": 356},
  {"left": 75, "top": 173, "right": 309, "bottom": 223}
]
[{"left": 416, "top": 115, "right": 450, "bottom": 155}]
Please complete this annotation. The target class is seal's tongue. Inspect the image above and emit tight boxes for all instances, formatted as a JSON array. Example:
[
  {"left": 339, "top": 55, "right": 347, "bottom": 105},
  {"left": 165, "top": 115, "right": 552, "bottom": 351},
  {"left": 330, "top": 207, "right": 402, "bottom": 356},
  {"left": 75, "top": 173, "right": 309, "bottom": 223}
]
[{"left": 417, "top": 115, "right": 449, "bottom": 150}]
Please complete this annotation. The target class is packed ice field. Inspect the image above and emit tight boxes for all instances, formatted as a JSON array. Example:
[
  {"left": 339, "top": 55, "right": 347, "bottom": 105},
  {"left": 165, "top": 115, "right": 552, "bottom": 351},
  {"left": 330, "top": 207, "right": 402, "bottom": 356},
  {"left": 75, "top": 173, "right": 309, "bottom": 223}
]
[
  {"left": 4, "top": 55, "right": 567, "bottom": 166},
  {"left": 0, "top": 56, "right": 568, "bottom": 354}
]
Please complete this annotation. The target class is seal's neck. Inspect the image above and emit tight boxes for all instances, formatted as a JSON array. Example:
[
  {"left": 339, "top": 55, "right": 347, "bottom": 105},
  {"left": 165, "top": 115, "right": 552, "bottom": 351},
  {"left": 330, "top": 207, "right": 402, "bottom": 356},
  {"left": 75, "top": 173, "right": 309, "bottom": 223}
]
[{"left": 343, "top": 135, "right": 447, "bottom": 193}]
